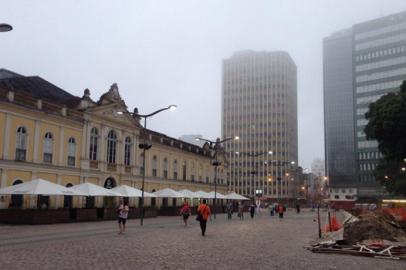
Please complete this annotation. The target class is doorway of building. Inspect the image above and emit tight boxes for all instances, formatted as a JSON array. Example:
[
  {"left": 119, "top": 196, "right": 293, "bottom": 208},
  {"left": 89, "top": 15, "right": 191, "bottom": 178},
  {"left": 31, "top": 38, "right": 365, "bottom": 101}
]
[
  {"left": 10, "top": 180, "right": 23, "bottom": 208},
  {"left": 64, "top": 183, "right": 73, "bottom": 208}
]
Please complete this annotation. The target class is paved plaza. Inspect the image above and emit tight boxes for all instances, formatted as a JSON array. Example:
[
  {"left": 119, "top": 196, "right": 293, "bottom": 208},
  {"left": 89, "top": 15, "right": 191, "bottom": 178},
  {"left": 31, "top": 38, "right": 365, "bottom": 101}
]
[{"left": 0, "top": 209, "right": 404, "bottom": 270}]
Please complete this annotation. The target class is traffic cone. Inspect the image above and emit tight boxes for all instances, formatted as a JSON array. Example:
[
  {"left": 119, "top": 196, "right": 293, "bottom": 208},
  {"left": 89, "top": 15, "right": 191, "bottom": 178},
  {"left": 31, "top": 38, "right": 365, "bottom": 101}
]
[
  {"left": 330, "top": 213, "right": 342, "bottom": 231},
  {"left": 323, "top": 212, "right": 342, "bottom": 232}
]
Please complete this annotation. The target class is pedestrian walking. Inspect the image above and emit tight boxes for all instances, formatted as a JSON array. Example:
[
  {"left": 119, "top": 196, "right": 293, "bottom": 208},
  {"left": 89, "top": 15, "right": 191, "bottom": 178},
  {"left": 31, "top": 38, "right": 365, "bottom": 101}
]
[
  {"left": 277, "top": 204, "right": 284, "bottom": 221},
  {"left": 196, "top": 199, "right": 211, "bottom": 236},
  {"left": 250, "top": 201, "right": 256, "bottom": 219},
  {"left": 117, "top": 199, "right": 129, "bottom": 234},
  {"left": 226, "top": 201, "right": 233, "bottom": 220},
  {"left": 269, "top": 203, "right": 275, "bottom": 217},
  {"left": 237, "top": 202, "right": 244, "bottom": 220},
  {"left": 180, "top": 199, "right": 191, "bottom": 226},
  {"left": 296, "top": 203, "right": 300, "bottom": 214}
]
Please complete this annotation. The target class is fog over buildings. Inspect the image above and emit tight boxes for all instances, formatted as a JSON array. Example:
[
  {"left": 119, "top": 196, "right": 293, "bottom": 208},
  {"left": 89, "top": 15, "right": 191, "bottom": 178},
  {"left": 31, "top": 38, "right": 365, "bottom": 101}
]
[
  {"left": 222, "top": 51, "right": 297, "bottom": 198},
  {"left": 2, "top": 0, "right": 406, "bottom": 170}
]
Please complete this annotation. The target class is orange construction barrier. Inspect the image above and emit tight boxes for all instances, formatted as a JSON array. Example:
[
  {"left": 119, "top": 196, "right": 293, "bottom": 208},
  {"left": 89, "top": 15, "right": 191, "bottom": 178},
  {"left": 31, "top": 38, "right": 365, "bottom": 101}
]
[
  {"left": 383, "top": 208, "right": 406, "bottom": 222},
  {"left": 323, "top": 212, "right": 342, "bottom": 232}
]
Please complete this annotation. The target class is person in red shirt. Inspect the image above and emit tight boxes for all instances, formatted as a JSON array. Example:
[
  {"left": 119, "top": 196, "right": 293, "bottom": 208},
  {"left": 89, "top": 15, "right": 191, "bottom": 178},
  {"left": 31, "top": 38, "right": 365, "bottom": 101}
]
[
  {"left": 197, "top": 199, "right": 211, "bottom": 236},
  {"left": 277, "top": 204, "right": 285, "bottom": 221},
  {"left": 180, "top": 199, "right": 191, "bottom": 226}
]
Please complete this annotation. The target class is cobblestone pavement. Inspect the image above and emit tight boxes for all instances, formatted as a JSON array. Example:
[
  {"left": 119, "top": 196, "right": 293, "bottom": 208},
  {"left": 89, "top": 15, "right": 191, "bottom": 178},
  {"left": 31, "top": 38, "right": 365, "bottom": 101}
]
[{"left": 0, "top": 209, "right": 404, "bottom": 270}]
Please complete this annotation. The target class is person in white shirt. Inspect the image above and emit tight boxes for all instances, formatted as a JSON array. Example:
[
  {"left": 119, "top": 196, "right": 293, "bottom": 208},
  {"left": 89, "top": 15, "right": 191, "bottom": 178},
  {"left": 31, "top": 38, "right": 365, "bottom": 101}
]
[{"left": 117, "top": 199, "right": 129, "bottom": 235}]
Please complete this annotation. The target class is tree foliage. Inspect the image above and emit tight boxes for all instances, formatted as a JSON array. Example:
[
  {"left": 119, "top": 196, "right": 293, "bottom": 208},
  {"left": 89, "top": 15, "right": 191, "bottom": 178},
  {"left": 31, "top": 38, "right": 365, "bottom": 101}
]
[{"left": 364, "top": 80, "right": 406, "bottom": 195}]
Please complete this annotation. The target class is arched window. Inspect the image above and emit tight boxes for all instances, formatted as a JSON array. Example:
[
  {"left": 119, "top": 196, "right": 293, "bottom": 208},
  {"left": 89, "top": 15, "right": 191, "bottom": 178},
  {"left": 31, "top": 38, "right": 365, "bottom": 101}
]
[
  {"left": 43, "top": 132, "right": 53, "bottom": 163},
  {"left": 191, "top": 162, "right": 195, "bottom": 182},
  {"left": 163, "top": 158, "right": 168, "bottom": 179},
  {"left": 107, "top": 130, "right": 117, "bottom": 164},
  {"left": 124, "top": 137, "right": 131, "bottom": 166},
  {"left": 67, "top": 137, "right": 76, "bottom": 166},
  {"left": 15, "top": 127, "right": 27, "bottom": 161},
  {"left": 199, "top": 164, "right": 203, "bottom": 182},
  {"left": 152, "top": 155, "right": 158, "bottom": 177},
  {"left": 173, "top": 160, "right": 178, "bottom": 180},
  {"left": 89, "top": 128, "right": 98, "bottom": 161},
  {"left": 104, "top": 177, "right": 116, "bottom": 189},
  {"left": 182, "top": 161, "right": 187, "bottom": 181}
]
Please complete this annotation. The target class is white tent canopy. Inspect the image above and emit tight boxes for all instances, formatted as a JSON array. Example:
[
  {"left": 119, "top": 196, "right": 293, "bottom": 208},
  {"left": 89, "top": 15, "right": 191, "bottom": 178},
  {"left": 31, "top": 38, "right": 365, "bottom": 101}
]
[
  {"left": 225, "top": 192, "right": 249, "bottom": 200},
  {"left": 178, "top": 189, "right": 197, "bottom": 198},
  {"left": 0, "top": 179, "right": 86, "bottom": 196},
  {"left": 70, "top": 182, "right": 122, "bottom": 197},
  {"left": 207, "top": 191, "right": 227, "bottom": 199},
  {"left": 153, "top": 188, "right": 184, "bottom": 198},
  {"left": 194, "top": 190, "right": 211, "bottom": 199},
  {"left": 111, "top": 185, "right": 156, "bottom": 198}
]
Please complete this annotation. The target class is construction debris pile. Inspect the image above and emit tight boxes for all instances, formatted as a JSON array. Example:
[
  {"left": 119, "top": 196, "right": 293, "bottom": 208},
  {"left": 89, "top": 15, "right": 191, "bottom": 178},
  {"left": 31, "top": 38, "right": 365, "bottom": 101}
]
[
  {"left": 308, "top": 209, "right": 406, "bottom": 261},
  {"left": 343, "top": 210, "right": 406, "bottom": 244}
]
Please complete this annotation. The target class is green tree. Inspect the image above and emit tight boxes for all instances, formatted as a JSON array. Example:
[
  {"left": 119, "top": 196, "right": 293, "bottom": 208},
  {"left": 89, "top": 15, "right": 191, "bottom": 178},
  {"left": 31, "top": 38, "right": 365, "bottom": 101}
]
[{"left": 364, "top": 80, "right": 406, "bottom": 195}]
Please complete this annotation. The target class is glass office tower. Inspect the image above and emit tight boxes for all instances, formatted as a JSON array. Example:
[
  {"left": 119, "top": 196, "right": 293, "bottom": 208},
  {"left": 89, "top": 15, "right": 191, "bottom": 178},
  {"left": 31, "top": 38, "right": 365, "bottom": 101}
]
[
  {"left": 324, "top": 11, "right": 406, "bottom": 198},
  {"left": 323, "top": 29, "right": 358, "bottom": 191},
  {"left": 353, "top": 11, "right": 406, "bottom": 196}
]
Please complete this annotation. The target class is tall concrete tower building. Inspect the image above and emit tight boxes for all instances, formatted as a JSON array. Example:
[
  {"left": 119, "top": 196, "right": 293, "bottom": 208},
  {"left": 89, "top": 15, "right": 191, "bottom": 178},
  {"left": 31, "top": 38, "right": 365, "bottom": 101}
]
[{"left": 222, "top": 51, "right": 298, "bottom": 198}]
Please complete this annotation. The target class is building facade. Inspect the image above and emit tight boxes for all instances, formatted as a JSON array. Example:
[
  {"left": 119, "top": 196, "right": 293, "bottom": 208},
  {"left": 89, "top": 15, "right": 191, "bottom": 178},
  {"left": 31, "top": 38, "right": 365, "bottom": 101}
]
[
  {"left": 353, "top": 11, "right": 406, "bottom": 196},
  {"left": 222, "top": 51, "right": 298, "bottom": 198},
  {"left": 324, "top": 11, "right": 406, "bottom": 198},
  {"left": 0, "top": 71, "right": 227, "bottom": 209},
  {"left": 178, "top": 134, "right": 205, "bottom": 147},
  {"left": 323, "top": 29, "right": 357, "bottom": 192},
  {"left": 310, "top": 158, "right": 326, "bottom": 178}
]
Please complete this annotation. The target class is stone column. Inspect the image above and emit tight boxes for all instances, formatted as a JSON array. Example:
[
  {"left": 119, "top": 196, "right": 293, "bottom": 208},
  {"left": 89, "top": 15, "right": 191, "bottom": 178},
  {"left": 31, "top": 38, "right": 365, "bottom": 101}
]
[
  {"left": 100, "top": 125, "right": 106, "bottom": 171},
  {"left": 33, "top": 120, "right": 41, "bottom": 163},
  {"left": 2, "top": 113, "right": 11, "bottom": 160},
  {"left": 58, "top": 126, "right": 65, "bottom": 166}
]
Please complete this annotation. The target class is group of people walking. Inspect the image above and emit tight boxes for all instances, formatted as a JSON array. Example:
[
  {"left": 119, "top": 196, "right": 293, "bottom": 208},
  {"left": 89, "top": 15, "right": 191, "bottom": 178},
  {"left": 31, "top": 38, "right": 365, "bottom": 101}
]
[
  {"left": 268, "top": 203, "right": 287, "bottom": 220},
  {"left": 116, "top": 198, "right": 294, "bottom": 236},
  {"left": 225, "top": 201, "right": 246, "bottom": 220},
  {"left": 179, "top": 198, "right": 211, "bottom": 236}
]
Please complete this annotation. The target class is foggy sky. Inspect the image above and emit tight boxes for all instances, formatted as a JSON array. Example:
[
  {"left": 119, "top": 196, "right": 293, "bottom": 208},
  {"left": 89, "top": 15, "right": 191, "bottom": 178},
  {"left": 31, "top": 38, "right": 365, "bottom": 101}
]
[{"left": 2, "top": 0, "right": 406, "bottom": 171}]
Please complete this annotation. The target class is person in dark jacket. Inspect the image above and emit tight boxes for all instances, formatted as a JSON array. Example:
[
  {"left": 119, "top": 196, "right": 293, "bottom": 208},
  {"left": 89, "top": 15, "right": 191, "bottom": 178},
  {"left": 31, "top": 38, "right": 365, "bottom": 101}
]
[{"left": 250, "top": 201, "right": 256, "bottom": 219}]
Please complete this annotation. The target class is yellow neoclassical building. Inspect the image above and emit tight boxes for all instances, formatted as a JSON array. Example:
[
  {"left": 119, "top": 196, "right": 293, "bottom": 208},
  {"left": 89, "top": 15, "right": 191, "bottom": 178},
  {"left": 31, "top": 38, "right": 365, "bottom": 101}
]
[{"left": 0, "top": 69, "right": 227, "bottom": 209}]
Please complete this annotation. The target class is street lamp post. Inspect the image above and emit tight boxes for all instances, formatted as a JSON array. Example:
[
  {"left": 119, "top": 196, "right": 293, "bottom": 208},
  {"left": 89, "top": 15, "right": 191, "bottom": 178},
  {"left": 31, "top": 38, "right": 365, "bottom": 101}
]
[
  {"left": 122, "top": 105, "right": 177, "bottom": 226},
  {"left": 264, "top": 160, "right": 295, "bottom": 203},
  {"left": 0, "top": 23, "right": 13, "bottom": 32},
  {"left": 196, "top": 136, "right": 239, "bottom": 219},
  {"left": 235, "top": 151, "right": 273, "bottom": 199}
]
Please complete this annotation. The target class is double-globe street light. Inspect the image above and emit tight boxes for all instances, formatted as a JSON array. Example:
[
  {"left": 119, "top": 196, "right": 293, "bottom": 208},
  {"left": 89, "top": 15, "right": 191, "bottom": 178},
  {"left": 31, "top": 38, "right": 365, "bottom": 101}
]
[
  {"left": 119, "top": 105, "right": 177, "bottom": 226},
  {"left": 264, "top": 160, "right": 296, "bottom": 202},
  {"left": 196, "top": 136, "right": 239, "bottom": 219},
  {"left": 234, "top": 150, "right": 273, "bottom": 198}
]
